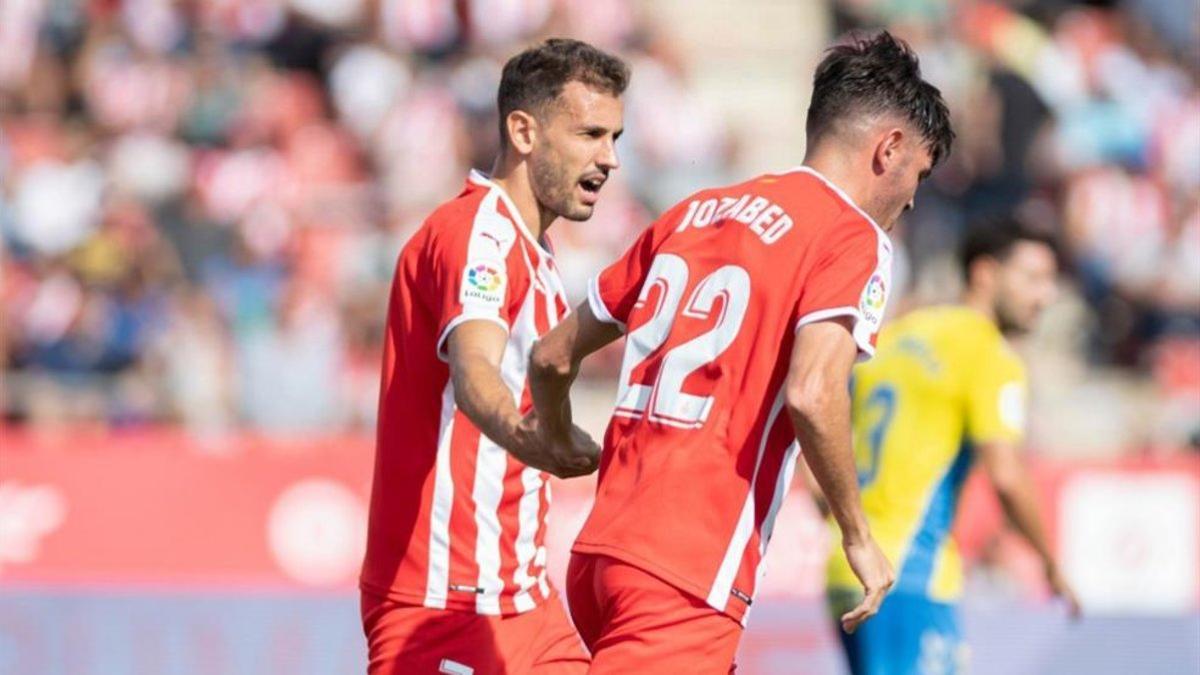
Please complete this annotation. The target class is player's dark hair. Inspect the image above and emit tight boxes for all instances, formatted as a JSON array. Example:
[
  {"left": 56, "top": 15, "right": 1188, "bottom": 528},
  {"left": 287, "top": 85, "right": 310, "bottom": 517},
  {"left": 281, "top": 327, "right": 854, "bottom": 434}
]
[
  {"left": 497, "top": 38, "right": 630, "bottom": 145},
  {"left": 807, "top": 31, "right": 954, "bottom": 166},
  {"left": 959, "top": 217, "right": 1060, "bottom": 282}
]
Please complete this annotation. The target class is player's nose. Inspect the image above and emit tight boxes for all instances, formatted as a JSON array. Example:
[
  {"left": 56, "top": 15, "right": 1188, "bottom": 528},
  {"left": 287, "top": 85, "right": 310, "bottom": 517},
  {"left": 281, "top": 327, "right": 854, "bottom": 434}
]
[{"left": 597, "top": 138, "right": 620, "bottom": 171}]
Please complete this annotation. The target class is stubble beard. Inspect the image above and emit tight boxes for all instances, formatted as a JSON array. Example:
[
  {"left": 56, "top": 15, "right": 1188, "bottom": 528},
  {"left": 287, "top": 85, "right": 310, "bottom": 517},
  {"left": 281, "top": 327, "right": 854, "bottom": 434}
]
[
  {"left": 532, "top": 150, "right": 590, "bottom": 222},
  {"left": 995, "top": 296, "right": 1032, "bottom": 337}
]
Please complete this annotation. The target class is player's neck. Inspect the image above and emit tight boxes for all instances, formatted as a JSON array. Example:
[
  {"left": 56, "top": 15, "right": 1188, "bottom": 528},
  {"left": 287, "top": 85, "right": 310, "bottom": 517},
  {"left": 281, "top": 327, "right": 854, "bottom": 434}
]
[
  {"left": 962, "top": 291, "right": 998, "bottom": 327},
  {"left": 489, "top": 159, "right": 555, "bottom": 243},
  {"left": 801, "top": 152, "right": 881, "bottom": 225}
]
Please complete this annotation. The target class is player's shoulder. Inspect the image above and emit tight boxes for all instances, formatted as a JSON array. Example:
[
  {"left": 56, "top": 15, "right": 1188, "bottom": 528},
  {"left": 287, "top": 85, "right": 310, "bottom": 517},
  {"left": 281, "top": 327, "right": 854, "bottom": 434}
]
[
  {"left": 679, "top": 167, "right": 846, "bottom": 215},
  {"left": 913, "top": 306, "right": 1023, "bottom": 372},
  {"left": 762, "top": 168, "right": 877, "bottom": 229},
  {"left": 898, "top": 306, "right": 987, "bottom": 344},
  {"left": 987, "top": 334, "right": 1026, "bottom": 381},
  {"left": 665, "top": 168, "right": 885, "bottom": 252},
  {"left": 766, "top": 168, "right": 893, "bottom": 263},
  {"left": 417, "top": 172, "right": 520, "bottom": 259}
]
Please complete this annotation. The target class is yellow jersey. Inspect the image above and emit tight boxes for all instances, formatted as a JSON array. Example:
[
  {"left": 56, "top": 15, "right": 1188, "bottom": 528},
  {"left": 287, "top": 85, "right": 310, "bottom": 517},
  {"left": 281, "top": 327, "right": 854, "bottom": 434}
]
[{"left": 826, "top": 305, "right": 1027, "bottom": 602}]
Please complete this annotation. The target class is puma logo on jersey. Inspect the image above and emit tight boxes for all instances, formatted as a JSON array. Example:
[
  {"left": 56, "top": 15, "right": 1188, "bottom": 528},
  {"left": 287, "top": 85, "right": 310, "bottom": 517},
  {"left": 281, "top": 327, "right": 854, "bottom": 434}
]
[
  {"left": 478, "top": 232, "right": 505, "bottom": 250},
  {"left": 675, "top": 194, "right": 794, "bottom": 244}
]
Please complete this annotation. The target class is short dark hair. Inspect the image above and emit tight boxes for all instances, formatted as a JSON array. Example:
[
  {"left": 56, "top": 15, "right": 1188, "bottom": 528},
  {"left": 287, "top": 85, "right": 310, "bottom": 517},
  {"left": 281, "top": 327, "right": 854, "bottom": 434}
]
[
  {"left": 497, "top": 38, "right": 630, "bottom": 144},
  {"left": 959, "top": 217, "right": 1060, "bottom": 281},
  {"left": 807, "top": 31, "right": 954, "bottom": 166}
]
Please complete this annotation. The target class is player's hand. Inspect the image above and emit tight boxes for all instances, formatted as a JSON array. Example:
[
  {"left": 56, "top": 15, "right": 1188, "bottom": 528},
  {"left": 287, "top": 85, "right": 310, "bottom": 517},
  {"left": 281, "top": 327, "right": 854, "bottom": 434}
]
[
  {"left": 840, "top": 536, "right": 894, "bottom": 634},
  {"left": 509, "top": 413, "right": 599, "bottom": 478},
  {"left": 1045, "top": 562, "right": 1082, "bottom": 620},
  {"left": 562, "top": 424, "right": 602, "bottom": 475}
]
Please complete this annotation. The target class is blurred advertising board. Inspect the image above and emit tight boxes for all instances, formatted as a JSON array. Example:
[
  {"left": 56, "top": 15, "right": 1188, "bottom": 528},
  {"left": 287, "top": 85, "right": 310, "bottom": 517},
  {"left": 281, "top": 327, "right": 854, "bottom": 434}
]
[
  {"left": 2, "top": 429, "right": 1198, "bottom": 607},
  {"left": 1, "top": 429, "right": 1198, "bottom": 674}
]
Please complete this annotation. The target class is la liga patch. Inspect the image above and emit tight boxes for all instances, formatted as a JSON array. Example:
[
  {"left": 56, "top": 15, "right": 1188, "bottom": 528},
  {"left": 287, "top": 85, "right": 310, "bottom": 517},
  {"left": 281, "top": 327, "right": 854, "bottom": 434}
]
[
  {"left": 859, "top": 272, "right": 887, "bottom": 327},
  {"left": 462, "top": 261, "right": 506, "bottom": 305}
]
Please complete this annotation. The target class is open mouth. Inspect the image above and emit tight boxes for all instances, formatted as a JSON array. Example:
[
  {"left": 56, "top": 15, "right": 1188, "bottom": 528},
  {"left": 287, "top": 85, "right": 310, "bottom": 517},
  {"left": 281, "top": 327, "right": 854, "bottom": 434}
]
[{"left": 578, "top": 175, "right": 606, "bottom": 202}]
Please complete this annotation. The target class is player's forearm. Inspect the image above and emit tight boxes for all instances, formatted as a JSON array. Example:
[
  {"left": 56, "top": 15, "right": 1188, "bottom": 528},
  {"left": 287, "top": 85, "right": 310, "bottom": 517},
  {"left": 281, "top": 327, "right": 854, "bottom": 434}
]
[
  {"left": 529, "top": 338, "right": 578, "bottom": 441},
  {"left": 451, "top": 354, "right": 524, "bottom": 450},
  {"left": 980, "top": 441, "right": 1058, "bottom": 567},
  {"left": 993, "top": 468, "right": 1056, "bottom": 567},
  {"left": 788, "top": 385, "right": 870, "bottom": 544},
  {"left": 800, "top": 461, "right": 832, "bottom": 519},
  {"left": 529, "top": 313, "right": 591, "bottom": 440}
]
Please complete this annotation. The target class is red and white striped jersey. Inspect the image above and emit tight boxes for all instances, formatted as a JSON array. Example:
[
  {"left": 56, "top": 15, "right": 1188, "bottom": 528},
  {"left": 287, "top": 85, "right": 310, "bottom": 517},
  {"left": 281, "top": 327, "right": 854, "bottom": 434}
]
[
  {"left": 573, "top": 167, "right": 892, "bottom": 624},
  {"left": 362, "top": 170, "right": 570, "bottom": 616}
]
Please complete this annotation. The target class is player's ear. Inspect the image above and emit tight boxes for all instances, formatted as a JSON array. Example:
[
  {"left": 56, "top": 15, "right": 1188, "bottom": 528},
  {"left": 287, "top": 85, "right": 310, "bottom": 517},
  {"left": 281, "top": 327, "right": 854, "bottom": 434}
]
[
  {"left": 872, "top": 128, "right": 905, "bottom": 176},
  {"left": 506, "top": 110, "right": 538, "bottom": 156}
]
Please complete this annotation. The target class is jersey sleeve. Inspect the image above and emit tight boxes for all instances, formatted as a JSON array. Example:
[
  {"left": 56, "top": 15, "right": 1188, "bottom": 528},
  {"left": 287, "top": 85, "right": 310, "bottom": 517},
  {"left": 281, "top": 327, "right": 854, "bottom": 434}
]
[
  {"left": 428, "top": 209, "right": 526, "bottom": 361},
  {"left": 793, "top": 216, "right": 892, "bottom": 358},
  {"left": 965, "top": 346, "right": 1028, "bottom": 445},
  {"left": 587, "top": 200, "right": 689, "bottom": 330}
]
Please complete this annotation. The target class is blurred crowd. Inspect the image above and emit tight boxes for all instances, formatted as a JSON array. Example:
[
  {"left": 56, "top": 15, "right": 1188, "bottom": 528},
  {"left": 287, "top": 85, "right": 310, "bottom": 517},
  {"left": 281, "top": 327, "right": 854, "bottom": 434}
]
[
  {"left": 0, "top": 0, "right": 734, "bottom": 435},
  {"left": 835, "top": 0, "right": 1200, "bottom": 451},
  {"left": 1, "top": 0, "right": 1197, "bottom": 450}
]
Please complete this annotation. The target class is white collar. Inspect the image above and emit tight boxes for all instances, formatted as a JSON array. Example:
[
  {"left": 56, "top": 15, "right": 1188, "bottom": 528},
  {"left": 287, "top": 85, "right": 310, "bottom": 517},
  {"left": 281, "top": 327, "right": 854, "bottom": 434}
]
[
  {"left": 467, "top": 169, "right": 552, "bottom": 258},
  {"left": 787, "top": 166, "right": 891, "bottom": 248}
]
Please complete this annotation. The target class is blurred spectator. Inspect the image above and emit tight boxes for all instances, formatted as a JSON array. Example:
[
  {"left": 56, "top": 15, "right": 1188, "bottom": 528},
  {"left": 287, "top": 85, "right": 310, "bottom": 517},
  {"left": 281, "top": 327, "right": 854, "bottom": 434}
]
[
  {"left": 0, "top": 0, "right": 1196, "bottom": 457},
  {"left": 0, "top": 0, "right": 718, "bottom": 433}
]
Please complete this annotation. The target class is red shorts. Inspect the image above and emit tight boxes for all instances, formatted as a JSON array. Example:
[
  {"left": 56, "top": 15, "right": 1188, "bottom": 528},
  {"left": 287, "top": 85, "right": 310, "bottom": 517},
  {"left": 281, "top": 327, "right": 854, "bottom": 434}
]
[
  {"left": 361, "top": 591, "right": 589, "bottom": 675},
  {"left": 566, "top": 552, "right": 743, "bottom": 674}
]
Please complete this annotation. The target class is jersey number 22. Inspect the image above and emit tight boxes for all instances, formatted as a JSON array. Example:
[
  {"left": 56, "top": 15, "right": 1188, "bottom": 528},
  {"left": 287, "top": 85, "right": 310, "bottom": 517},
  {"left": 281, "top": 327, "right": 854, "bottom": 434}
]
[{"left": 614, "top": 253, "right": 750, "bottom": 429}]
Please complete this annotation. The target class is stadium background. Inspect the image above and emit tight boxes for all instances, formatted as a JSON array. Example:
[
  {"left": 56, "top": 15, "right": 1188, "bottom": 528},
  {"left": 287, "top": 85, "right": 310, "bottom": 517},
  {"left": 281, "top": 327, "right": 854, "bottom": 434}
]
[{"left": 1, "top": 0, "right": 1198, "bottom": 673}]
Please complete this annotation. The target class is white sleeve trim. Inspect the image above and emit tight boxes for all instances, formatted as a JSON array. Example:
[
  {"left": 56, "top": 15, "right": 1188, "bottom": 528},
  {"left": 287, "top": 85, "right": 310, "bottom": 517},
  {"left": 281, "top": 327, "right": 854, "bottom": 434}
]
[
  {"left": 794, "top": 306, "right": 876, "bottom": 360},
  {"left": 795, "top": 306, "right": 860, "bottom": 329},
  {"left": 436, "top": 311, "right": 510, "bottom": 362},
  {"left": 587, "top": 275, "right": 626, "bottom": 332}
]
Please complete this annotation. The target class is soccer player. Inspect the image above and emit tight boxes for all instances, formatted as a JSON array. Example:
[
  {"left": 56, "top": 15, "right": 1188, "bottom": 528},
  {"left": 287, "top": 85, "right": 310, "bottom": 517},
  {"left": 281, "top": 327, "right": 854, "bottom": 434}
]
[
  {"left": 526, "top": 32, "right": 954, "bottom": 672},
  {"left": 825, "top": 220, "right": 1082, "bottom": 675},
  {"left": 359, "top": 39, "right": 627, "bottom": 674}
]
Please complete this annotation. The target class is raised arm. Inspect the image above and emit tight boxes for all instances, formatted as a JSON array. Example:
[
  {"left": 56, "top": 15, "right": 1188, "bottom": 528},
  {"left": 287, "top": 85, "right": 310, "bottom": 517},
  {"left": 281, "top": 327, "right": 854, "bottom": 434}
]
[
  {"left": 786, "top": 318, "right": 893, "bottom": 633},
  {"left": 445, "top": 320, "right": 596, "bottom": 478}
]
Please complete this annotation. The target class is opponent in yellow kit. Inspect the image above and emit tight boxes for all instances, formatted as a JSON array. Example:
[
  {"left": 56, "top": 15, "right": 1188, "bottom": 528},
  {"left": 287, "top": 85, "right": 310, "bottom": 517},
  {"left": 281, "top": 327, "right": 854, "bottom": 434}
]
[{"left": 826, "top": 221, "right": 1081, "bottom": 675}]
